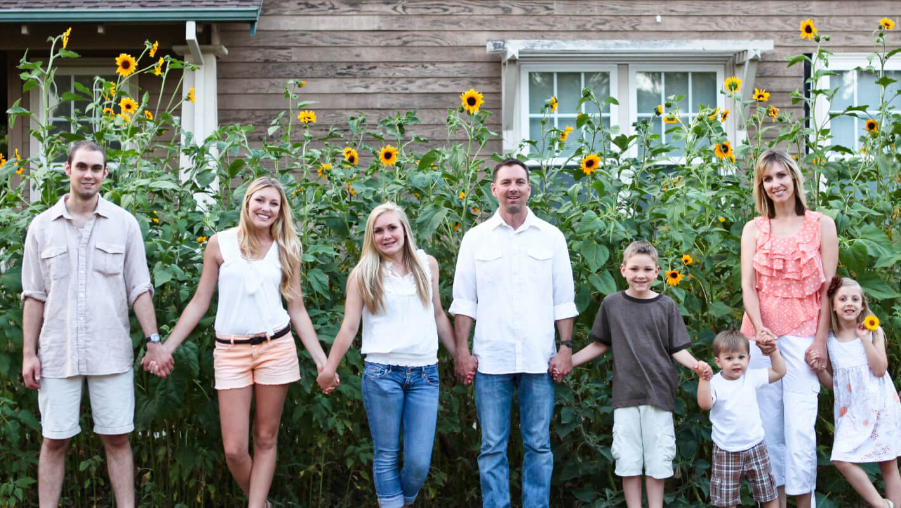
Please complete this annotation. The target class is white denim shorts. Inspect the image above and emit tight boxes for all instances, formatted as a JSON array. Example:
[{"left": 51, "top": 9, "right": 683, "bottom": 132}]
[
  {"left": 38, "top": 369, "right": 135, "bottom": 439},
  {"left": 612, "top": 405, "right": 676, "bottom": 479}
]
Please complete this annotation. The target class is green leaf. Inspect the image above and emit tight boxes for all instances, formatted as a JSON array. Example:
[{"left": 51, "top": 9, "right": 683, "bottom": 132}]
[
  {"left": 581, "top": 241, "right": 609, "bottom": 272},
  {"left": 857, "top": 274, "right": 901, "bottom": 300},
  {"left": 708, "top": 301, "right": 732, "bottom": 318},
  {"left": 417, "top": 149, "right": 440, "bottom": 171},
  {"left": 58, "top": 49, "right": 80, "bottom": 58},
  {"left": 875, "top": 75, "right": 897, "bottom": 88},
  {"left": 588, "top": 270, "right": 617, "bottom": 295}
]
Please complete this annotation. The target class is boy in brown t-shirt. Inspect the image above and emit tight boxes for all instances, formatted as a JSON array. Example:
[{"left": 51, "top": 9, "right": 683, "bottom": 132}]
[{"left": 569, "top": 240, "right": 712, "bottom": 508}]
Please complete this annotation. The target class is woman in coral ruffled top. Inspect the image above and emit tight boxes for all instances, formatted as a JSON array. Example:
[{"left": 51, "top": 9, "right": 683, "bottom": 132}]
[{"left": 740, "top": 149, "right": 838, "bottom": 508}]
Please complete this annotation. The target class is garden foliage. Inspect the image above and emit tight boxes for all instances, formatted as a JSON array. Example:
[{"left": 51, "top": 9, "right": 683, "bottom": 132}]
[{"left": 1, "top": 24, "right": 900, "bottom": 507}]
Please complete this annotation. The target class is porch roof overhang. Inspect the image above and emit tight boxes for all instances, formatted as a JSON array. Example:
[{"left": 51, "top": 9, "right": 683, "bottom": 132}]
[{"left": 487, "top": 39, "right": 775, "bottom": 64}]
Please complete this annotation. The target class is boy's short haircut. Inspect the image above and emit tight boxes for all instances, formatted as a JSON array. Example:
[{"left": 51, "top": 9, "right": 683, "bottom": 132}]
[
  {"left": 622, "top": 240, "right": 658, "bottom": 263},
  {"left": 712, "top": 330, "right": 750, "bottom": 357},
  {"left": 68, "top": 140, "right": 107, "bottom": 167}
]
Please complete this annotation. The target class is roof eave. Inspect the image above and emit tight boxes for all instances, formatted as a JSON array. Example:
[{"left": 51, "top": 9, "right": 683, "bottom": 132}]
[{"left": 0, "top": 8, "right": 262, "bottom": 34}]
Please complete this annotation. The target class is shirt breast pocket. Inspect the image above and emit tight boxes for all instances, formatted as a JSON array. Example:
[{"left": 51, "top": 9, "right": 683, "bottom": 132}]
[
  {"left": 526, "top": 247, "right": 553, "bottom": 280},
  {"left": 41, "top": 245, "right": 69, "bottom": 281},
  {"left": 94, "top": 242, "right": 125, "bottom": 276},
  {"left": 475, "top": 249, "right": 502, "bottom": 283}
]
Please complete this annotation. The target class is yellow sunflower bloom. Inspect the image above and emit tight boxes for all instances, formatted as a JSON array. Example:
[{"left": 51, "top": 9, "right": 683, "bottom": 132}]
[
  {"left": 708, "top": 108, "right": 721, "bottom": 121},
  {"left": 655, "top": 105, "right": 663, "bottom": 116},
  {"left": 753, "top": 88, "right": 770, "bottom": 102},
  {"left": 714, "top": 141, "right": 735, "bottom": 162},
  {"left": 664, "top": 113, "right": 678, "bottom": 124},
  {"left": 346, "top": 182, "right": 356, "bottom": 195},
  {"left": 681, "top": 254, "right": 694, "bottom": 266},
  {"left": 461, "top": 88, "right": 484, "bottom": 114},
  {"left": 300, "top": 80, "right": 307, "bottom": 88},
  {"left": 721, "top": 109, "right": 730, "bottom": 122},
  {"left": 297, "top": 110, "right": 317, "bottom": 124},
  {"left": 865, "top": 119, "right": 878, "bottom": 133},
  {"left": 118, "top": 113, "right": 132, "bottom": 122},
  {"left": 104, "top": 83, "right": 116, "bottom": 101},
  {"left": 767, "top": 106, "right": 780, "bottom": 120},
  {"left": 472, "top": 207, "right": 480, "bottom": 214},
  {"left": 150, "top": 41, "right": 159, "bottom": 58},
  {"left": 15, "top": 148, "right": 21, "bottom": 163},
  {"left": 62, "top": 27, "right": 72, "bottom": 49},
  {"left": 103, "top": 107, "right": 114, "bottom": 119},
  {"left": 880, "top": 18, "right": 895, "bottom": 30},
  {"left": 379, "top": 145, "right": 399, "bottom": 166},
  {"left": 459, "top": 191, "right": 466, "bottom": 199},
  {"left": 724, "top": 76, "right": 742, "bottom": 93},
  {"left": 560, "top": 125, "right": 574, "bottom": 142},
  {"left": 719, "top": 217, "right": 726, "bottom": 223},
  {"left": 187, "top": 88, "right": 196, "bottom": 103},
  {"left": 580, "top": 154, "right": 601, "bottom": 176},
  {"left": 154, "top": 57, "right": 165, "bottom": 76},
  {"left": 665, "top": 270, "right": 685, "bottom": 286},
  {"left": 344, "top": 147, "right": 359, "bottom": 165},
  {"left": 197, "top": 236, "right": 208, "bottom": 243},
  {"left": 115, "top": 53, "right": 137, "bottom": 77},
  {"left": 119, "top": 97, "right": 138, "bottom": 116},
  {"left": 549, "top": 96, "right": 558, "bottom": 113},
  {"left": 0, "top": 154, "right": 5, "bottom": 166},
  {"left": 144, "top": 110, "right": 153, "bottom": 120},
  {"left": 864, "top": 315, "right": 880, "bottom": 331},
  {"left": 800, "top": 18, "right": 817, "bottom": 40}
]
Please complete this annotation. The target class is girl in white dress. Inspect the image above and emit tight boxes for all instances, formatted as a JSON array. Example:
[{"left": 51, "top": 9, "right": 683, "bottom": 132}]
[{"left": 817, "top": 277, "right": 901, "bottom": 508}]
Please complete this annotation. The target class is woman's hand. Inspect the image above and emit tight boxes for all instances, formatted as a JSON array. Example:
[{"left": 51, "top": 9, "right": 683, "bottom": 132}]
[
  {"left": 316, "top": 365, "right": 340, "bottom": 394},
  {"left": 805, "top": 341, "right": 827, "bottom": 371}
]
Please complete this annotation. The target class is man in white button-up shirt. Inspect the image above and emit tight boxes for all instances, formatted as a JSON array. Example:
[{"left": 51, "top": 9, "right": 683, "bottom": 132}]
[{"left": 450, "top": 158, "right": 578, "bottom": 508}]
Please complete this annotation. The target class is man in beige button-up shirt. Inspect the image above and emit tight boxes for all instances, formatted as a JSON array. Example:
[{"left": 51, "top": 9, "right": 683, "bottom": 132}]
[{"left": 21, "top": 141, "right": 167, "bottom": 508}]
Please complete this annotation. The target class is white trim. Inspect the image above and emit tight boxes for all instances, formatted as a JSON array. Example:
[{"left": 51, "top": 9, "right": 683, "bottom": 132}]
[
  {"left": 488, "top": 39, "right": 774, "bottom": 62},
  {"left": 179, "top": 50, "right": 220, "bottom": 206}
]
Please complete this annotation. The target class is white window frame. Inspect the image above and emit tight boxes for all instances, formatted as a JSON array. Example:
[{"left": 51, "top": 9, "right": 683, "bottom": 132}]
[
  {"left": 813, "top": 53, "right": 901, "bottom": 154},
  {"left": 518, "top": 63, "right": 619, "bottom": 162},
  {"left": 628, "top": 64, "right": 726, "bottom": 160}
]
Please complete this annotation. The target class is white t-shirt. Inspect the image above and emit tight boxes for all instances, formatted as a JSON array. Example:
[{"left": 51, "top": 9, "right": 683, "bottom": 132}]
[{"left": 710, "top": 368, "right": 770, "bottom": 452}]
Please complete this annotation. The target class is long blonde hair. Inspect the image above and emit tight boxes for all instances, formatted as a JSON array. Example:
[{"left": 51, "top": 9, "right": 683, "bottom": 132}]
[
  {"left": 352, "top": 202, "right": 430, "bottom": 314},
  {"left": 753, "top": 149, "right": 808, "bottom": 218},
  {"left": 828, "top": 277, "right": 885, "bottom": 343},
  {"left": 238, "top": 177, "right": 302, "bottom": 301}
]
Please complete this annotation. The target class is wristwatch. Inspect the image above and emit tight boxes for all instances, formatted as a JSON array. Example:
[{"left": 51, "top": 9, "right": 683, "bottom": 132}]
[
  {"left": 560, "top": 340, "right": 573, "bottom": 349},
  {"left": 146, "top": 333, "right": 161, "bottom": 344}
]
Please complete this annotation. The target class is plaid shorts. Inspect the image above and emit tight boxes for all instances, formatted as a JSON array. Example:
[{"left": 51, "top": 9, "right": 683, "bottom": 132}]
[{"left": 711, "top": 441, "right": 778, "bottom": 507}]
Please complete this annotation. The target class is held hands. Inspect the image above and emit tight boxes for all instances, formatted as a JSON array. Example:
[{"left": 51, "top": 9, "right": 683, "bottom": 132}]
[
  {"left": 693, "top": 361, "right": 714, "bottom": 381},
  {"left": 22, "top": 354, "right": 41, "bottom": 389},
  {"left": 454, "top": 353, "right": 478, "bottom": 385},
  {"left": 316, "top": 365, "right": 341, "bottom": 395},
  {"left": 755, "top": 327, "right": 778, "bottom": 356},
  {"left": 548, "top": 348, "right": 573, "bottom": 383},
  {"left": 140, "top": 342, "right": 175, "bottom": 378},
  {"left": 805, "top": 340, "right": 827, "bottom": 372}
]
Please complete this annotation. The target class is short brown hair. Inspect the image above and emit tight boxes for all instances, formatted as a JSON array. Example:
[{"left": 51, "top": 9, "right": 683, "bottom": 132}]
[
  {"left": 712, "top": 330, "right": 749, "bottom": 356},
  {"left": 492, "top": 158, "right": 530, "bottom": 182},
  {"left": 622, "top": 240, "right": 657, "bottom": 263},
  {"left": 67, "top": 140, "right": 107, "bottom": 167}
]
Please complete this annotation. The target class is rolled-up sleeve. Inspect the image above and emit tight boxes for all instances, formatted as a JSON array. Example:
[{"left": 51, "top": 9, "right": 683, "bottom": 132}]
[
  {"left": 551, "top": 230, "right": 578, "bottom": 320},
  {"left": 21, "top": 222, "right": 47, "bottom": 302},
  {"left": 123, "top": 217, "right": 153, "bottom": 306},
  {"left": 449, "top": 232, "right": 478, "bottom": 318}
]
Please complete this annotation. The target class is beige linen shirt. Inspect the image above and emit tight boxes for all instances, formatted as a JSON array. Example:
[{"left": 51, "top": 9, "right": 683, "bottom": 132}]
[{"left": 21, "top": 195, "right": 153, "bottom": 378}]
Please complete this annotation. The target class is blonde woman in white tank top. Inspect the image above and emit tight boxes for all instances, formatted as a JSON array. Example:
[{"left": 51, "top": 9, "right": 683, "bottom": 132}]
[
  {"left": 145, "top": 177, "right": 329, "bottom": 508},
  {"left": 316, "top": 202, "right": 457, "bottom": 508}
]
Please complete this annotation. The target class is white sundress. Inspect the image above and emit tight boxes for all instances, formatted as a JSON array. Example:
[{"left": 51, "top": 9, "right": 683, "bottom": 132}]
[{"left": 827, "top": 332, "right": 901, "bottom": 462}]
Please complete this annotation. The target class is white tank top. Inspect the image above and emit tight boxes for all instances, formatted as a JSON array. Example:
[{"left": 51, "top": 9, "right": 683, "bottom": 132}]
[
  {"left": 214, "top": 228, "right": 291, "bottom": 335},
  {"left": 361, "top": 250, "right": 439, "bottom": 367}
]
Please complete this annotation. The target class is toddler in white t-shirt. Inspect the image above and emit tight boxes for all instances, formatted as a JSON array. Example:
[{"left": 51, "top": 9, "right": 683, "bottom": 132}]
[{"left": 698, "top": 330, "right": 786, "bottom": 508}]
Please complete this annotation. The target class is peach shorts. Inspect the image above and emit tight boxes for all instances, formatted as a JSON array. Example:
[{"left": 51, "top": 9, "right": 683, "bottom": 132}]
[{"left": 213, "top": 335, "right": 301, "bottom": 390}]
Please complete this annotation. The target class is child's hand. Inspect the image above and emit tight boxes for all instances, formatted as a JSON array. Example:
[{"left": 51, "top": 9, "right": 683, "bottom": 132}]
[
  {"left": 856, "top": 323, "right": 872, "bottom": 343},
  {"left": 693, "top": 362, "right": 713, "bottom": 381},
  {"left": 757, "top": 340, "right": 778, "bottom": 356}
]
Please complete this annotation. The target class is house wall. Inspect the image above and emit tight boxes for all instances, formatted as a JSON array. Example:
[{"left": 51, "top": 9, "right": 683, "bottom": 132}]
[{"left": 216, "top": 0, "right": 901, "bottom": 156}]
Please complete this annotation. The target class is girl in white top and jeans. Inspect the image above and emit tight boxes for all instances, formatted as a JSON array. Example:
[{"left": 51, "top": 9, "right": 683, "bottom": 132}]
[
  {"left": 147, "top": 177, "right": 329, "bottom": 508},
  {"left": 317, "top": 202, "right": 457, "bottom": 508}
]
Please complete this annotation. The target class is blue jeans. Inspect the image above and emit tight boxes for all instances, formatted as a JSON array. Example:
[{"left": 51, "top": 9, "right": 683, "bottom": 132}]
[
  {"left": 361, "top": 362, "right": 440, "bottom": 508},
  {"left": 475, "top": 372, "right": 555, "bottom": 508}
]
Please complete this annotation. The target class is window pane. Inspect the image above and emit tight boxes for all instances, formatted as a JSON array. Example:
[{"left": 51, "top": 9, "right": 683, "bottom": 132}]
[
  {"left": 857, "top": 71, "right": 882, "bottom": 110},
  {"left": 586, "top": 72, "right": 610, "bottom": 104},
  {"left": 830, "top": 115, "right": 856, "bottom": 149},
  {"left": 665, "top": 72, "right": 689, "bottom": 109},
  {"left": 832, "top": 71, "right": 855, "bottom": 111},
  {"left": 557, "top": 72, "right": 581, "bottom": 114},
  {"left": 559, "top": 117, "right": 578, "bottom": 157},
  {"left": 887, "top": 70, "right": 901, "bottom": 100},
  {"left": 529, "top": 117, "right": 544, "bottom": 142},
  {"left": 636, "top": 72, "right": 662, "bottom": 113},
  {"left": 693, "top": 72, "right": 717, "bottom": 111},
  {"left": 529, "top": 72, "right": 554, "bottom": 114}
]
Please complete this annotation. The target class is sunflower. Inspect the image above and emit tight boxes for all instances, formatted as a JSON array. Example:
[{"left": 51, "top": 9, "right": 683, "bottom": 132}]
[
  {"left": 880, "top": 18, "right": 895, "bottom": 30},
  {"left": 345, "top": 182, "right": 356, "bottom": 195},
  {"left": 115, "top": 53, "right": 137, "bottom": 77},
  {"left": 297, "top": 110, "right": 317, "bottom": 124},
  {"left": 560, "top": 125, "right": 574, "bottom": 142},
  {"left": 576, "top": 154, "right": 600, "bottom": 176},
  {"left": 154, "top": 57, "right": 165, "bottom": 76},
  {"left": 379, "top": 145, "right": 398, "bottom": 166},
  {"left": 472, "top": 207, "right": 480, "bottom": 214},
  {"left": 714, "top": 141, "right": 735, "bottom": 162},
  {"left": 0, "top": 154, "right": 5, "bottom": 167},
  {"left": 461, "top": 88, "right": 484, "bottom": 114},
  {"left": 300, "top": 80, "right": 307, "bottom": 88},
  {"left": 665, "top": 270, "right": 684, "bottom": 286},
  {"left": 800, "top": 18, "right": 817, "bottom": 40},
  {"left": 103, "top": 83, "right": 116, "bottom": 101},
  {"left": 150, "top": 40, "right": 159, "bottom": 58},
  {"left": 343, "top": 147, "right": 359, "bottom": 165},
  {"left": 753, "top": 88, "right": 770, "bottom": 102},
  {"left": 721, "top": 109, "right": 730, "bottom": 122},
  {"left": 197, "top": 236, "right": 208, "bottom": 243},
  {"left": 664, "top": 113, "right": 678, "bottom": 124},
  {"left": 317, "top": 164, "right": 331, "bottom": 178},
  {"left": 724, "top": 76, "right": 742, "bottom": 93},
  {"left": 767, "top": 106, "right": 780, "bottom": 120},
  {"left": 119, "top": 97, "right": 138, "bottom": 116},
  {"left": 655, "top": 105, "right": 663, "bottom": 116},
  {"left": 865, "top": 119, "right": 878, "bottom": 133},
  {"left": 864, "top": 315, "right": 880, "bottom": 331},
  {"left": 548, "top": 96, "right": 558, "bottom": 113},
  {"left": 708, "top": 107, "right": 721, "bottom": 121},
  {"left": 144, "top": 110, "right": 153, "bottom": 120},
  {"left": 681, "top": 254, "right": 694, "bottom": 266},
  {"left": 118, "top": 113, "right": 132, "bottom": 122},
  {"left": 62, "top": 27, "right": 72, "bottom": 49},
  {"left": 103, "top": 107, "right": 114, "bottom": 119},
  {"left": 187, "top": 88, "right": 196, "bottom": 103},
  {"left": 719, "top": 217, "right": 726, "bottom": 223}
]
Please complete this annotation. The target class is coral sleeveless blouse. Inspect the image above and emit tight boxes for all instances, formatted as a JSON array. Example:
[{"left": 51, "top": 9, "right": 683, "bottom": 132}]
[{"left": 741, "top": 210, "right": 826, "bottom": 339}]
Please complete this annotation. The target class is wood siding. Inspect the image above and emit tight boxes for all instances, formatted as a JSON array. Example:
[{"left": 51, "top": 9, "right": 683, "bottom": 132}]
[{"left": 217, "top": 0, "right": 901, "bottom": 155}]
